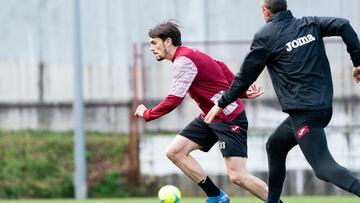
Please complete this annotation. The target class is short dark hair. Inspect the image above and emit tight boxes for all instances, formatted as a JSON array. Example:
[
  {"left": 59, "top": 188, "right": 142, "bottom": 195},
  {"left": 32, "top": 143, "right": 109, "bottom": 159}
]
[
  {"left": 148, "top": 20, "right": 182, "bottom": 46},
  {"left": 261, "top": 0, "right": 287, "bottom": 14}
]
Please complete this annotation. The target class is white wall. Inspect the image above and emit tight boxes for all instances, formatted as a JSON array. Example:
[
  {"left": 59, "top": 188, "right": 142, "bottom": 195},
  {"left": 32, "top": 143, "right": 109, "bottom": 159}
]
[
  {"left": 0, "top": 0, "right": 358, "bottom": 132},
  {"left": 1, "top": 0, "right": 359, "bottom": 103},
  {"left": 141, "top": 128, "right": 360, "bottom": 176}
]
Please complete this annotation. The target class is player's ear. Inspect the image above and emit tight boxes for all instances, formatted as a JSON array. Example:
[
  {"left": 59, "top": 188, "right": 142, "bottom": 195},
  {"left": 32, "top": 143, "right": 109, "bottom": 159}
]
[
  {"left": 164, "top": 37, "right": 172, "bottom": 46},
  {"left": 262, "top": 6, "right": 272, "bottom": 22}
]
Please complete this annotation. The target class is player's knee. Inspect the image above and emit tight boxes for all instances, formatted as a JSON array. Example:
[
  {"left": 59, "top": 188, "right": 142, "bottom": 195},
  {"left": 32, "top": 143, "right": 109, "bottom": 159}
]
[
  {"left": 165, "top": 146, "right": 181, "bottom": 163},
  {"left": 266, "top": 138, "right": 287, "bottom": 158},
  {"left": 266, "top": 139, "right": 274, "bottom": 154},
  {"left": 313, "top": 166, "right": 330, "bottom": 181}
]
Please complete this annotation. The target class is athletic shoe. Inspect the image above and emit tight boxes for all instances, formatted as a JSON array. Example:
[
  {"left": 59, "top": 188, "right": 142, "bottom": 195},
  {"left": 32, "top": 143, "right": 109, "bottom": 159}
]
[{"left": 206, "top": 190, "right": 230, "bottom": 203}]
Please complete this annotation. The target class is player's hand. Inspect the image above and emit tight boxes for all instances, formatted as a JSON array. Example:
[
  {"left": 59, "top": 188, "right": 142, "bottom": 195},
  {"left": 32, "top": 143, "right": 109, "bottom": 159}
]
[
  {"left": 353, "top": 66, "right": 360, "bottom": 84},
  {"left": 135, "top": 104, "right": 147, "bottom": 117},
  {"left": 246, "top": 84, "right": 264, "bottom": 99},
  {"left": 204, "top": 104, "right": 223, "bottom": 123}
]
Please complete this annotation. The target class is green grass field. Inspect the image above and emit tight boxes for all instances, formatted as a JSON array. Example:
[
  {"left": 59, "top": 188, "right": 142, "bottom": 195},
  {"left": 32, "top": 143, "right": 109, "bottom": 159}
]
[{"left": 1, "top": 196, "right": 358, "bottom": 203}]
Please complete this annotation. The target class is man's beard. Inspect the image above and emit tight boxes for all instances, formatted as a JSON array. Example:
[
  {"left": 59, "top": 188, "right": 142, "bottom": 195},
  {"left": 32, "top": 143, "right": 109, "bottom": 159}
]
[
  {"left": 155, "top": 47, "right": 168, "bottom": 61},
  {"left": 156, "top": 55, "right": 165, "bottom": 61}
]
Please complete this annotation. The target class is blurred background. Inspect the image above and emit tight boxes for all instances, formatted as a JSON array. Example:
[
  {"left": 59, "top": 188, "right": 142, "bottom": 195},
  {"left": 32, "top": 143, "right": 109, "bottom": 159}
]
[{"left": 0, "top": 0, "right": 359, "bottom": 199}]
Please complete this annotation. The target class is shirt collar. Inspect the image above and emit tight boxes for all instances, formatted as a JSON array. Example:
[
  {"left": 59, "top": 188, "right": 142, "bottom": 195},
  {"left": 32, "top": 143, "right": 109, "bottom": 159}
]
[
  {"left": 172, "top": 46, "right": 182, "bottom": 62},
  {"left": 268, "top": 10, "right": 294, "bottom": 23}
]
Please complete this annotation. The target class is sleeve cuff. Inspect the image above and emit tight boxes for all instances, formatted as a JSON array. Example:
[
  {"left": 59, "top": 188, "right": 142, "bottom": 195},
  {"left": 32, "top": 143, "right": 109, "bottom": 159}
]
[
  {"left": 240, "top": 90, "right": 248, "bottom": 99},
  {"left": 217, "top": 98, "right": 229, "bottom": 109},
  {"left": 143, "top": 109, "right": 151, "bottom": 122},
  {"left": 352, "top": 57, "right": 360, "bottom": 67}
]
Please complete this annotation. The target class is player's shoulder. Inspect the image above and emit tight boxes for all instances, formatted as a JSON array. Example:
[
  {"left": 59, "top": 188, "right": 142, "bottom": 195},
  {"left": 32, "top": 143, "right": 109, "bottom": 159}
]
[
  {"left": 173, "top": 55, "right": 192, "bottom": 65},
  {"left": 254, "top": 23, "right": 273, "bottom": 42},
  {"left": 301, "top": 16, "right": 317, "bottom": 22},
  {"left": 298, "top": 16, "right": 324, "bottom": 27},
  {"left": 173, "top": 55, "right": 198, "bottom": 71}
]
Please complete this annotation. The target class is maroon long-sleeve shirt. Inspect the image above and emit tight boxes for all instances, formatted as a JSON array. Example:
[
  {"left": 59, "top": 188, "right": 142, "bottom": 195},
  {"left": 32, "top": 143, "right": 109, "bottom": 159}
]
[{"left": 143, "top": 46, "right": 247, "bottom": 122}]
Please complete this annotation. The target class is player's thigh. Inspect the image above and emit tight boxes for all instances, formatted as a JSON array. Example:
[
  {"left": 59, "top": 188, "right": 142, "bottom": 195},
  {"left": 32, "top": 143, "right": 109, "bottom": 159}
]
[
  {"left": 289, "top": 110, "right": 333, "bottom": 166},
  {"left": 289, "top": 108, "right": 332, "bottom": 143},
  {"left": 167, "top": 134, "right": 203, "bottom": 155},
  {"left": 177, "top": 116, "right": 218, "bottom": 153},
  {"left": 266, "top": 116, "right": 297, "bottom": 154}
]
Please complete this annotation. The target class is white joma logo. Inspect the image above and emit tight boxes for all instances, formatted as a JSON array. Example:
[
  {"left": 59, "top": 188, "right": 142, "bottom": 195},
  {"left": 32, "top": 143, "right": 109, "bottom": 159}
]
[{"left": 285, "top": 34, "right": 316, "bottom": 52}]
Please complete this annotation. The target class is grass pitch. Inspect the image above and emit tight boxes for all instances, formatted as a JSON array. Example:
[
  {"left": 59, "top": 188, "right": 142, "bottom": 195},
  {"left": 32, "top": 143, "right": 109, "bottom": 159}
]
[{"left": 1, "top": 196, "right": 358, "bottom": 203}]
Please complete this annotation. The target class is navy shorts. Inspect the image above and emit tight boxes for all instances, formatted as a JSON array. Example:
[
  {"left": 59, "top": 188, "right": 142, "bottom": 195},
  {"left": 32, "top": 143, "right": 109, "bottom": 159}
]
[{"left": 179, "top": 111, "right": 248, "bottom": 157}]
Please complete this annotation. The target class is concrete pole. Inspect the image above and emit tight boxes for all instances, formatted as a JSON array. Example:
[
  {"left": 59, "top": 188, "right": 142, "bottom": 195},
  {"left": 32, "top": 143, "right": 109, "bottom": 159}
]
[{"left": 73, "top": 0, "right": 87, "bottom": 199}]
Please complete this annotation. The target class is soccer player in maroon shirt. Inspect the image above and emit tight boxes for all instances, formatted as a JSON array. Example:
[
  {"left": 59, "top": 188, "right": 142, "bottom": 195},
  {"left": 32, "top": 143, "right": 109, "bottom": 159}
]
[{"left": 135, "top": 20, "right": 281, "bottom": 203}]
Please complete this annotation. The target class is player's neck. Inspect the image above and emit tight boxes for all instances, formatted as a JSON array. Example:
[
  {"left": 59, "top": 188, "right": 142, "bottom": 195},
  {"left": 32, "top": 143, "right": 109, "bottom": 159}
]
[{"left": 165, "top": 45, "right": 178, "bottom": 61}]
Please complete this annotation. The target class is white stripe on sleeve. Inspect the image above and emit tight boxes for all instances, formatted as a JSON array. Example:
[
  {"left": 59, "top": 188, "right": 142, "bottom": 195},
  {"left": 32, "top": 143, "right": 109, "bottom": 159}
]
[
  {"left": 169, "top": 56, "right": 198, "bottom": 97},
  {"left": 210, "top": 90, "right": 238, "bottom": 116}
]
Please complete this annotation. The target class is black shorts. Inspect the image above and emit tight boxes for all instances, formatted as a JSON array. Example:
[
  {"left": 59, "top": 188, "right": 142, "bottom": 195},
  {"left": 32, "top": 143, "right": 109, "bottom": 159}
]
[{"left": 179, "top": 111, "right": 248, "bottom": 157}]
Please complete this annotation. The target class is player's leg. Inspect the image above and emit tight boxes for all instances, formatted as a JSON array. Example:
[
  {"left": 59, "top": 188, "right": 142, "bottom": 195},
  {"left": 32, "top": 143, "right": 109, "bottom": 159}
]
[
  {"left": 290, "top": 109, "right": 360, "bottom": 197},
  {"left": 224, "top": 156, "right": 268, "bottom": 201},
  {"left": 166, "top": 135, "right": 205, "bottom": 182},
  {"left": 210, "top": 111, "right": 282, "bottom": 202},
  {"left": 166, "top": 116, "right": 224, "bottom": 199},
  {"left": 265, "top": 116, "right": 298, "bottom": 203}
]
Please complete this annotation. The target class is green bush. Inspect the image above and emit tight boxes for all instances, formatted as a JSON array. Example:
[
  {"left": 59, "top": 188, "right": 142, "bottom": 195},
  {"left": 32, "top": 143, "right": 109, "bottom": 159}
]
[{"left": 0, "top": 130, "right": 133, "bottom": 198}]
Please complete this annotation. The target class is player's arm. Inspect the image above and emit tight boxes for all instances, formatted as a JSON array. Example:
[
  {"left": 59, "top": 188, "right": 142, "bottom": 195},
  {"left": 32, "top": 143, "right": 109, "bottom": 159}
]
[
  {"left": 205, "top": 35, "right": 269, "bottom": 123},
  {"left": 316, "top": 17, "right": 360, "bottom": 72},
  {"left": 135, "top": 56, "right": 198, "bottom": 122},
  {"left": 218, "top": 35, "right": 269, "bottom": 108},
  {"left": 214, "top": 59, "right": 263, "bottom": 99},
  {"left": 135, "top": 95, "right": 184, "bottom": 121}
]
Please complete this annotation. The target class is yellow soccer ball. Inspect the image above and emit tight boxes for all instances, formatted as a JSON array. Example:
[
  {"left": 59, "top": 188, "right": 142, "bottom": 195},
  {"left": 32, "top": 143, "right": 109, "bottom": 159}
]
[{"left": 158, "top": 185, "right": 181, "bottom": 203}]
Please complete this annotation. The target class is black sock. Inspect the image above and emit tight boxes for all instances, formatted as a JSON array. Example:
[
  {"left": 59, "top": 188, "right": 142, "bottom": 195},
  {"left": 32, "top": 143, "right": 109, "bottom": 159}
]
[
  {"left": 266, "top": 191, "right": 281, "bottom": 203},
  {"left": 198, "top": 176, "right": 221, "bottom": 197},
  {"left": 349, "top": 179, "right": 360, "bottom": 197}
]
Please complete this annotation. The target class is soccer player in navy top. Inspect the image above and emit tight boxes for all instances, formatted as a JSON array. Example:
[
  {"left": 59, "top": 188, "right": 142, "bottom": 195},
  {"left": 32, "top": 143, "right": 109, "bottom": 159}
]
[{"left": 205, "top": 0, "right": 360, "bottom": 202}]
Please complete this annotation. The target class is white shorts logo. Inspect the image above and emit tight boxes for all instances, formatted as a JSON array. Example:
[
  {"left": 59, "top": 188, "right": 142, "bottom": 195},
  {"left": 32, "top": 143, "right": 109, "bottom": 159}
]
[{"left": 219, "top": 141, "right": 226, "bottom": 150}]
